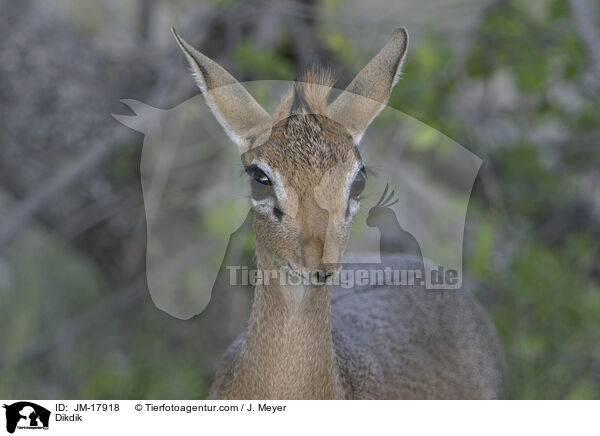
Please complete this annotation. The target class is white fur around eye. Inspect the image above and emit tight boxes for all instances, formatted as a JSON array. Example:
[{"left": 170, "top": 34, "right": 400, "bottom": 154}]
[
  {"left": 347, "top": 197, "right": 361, "bottom": 217},
  {"left": 249, "top": 160, "right": 292, "bottom": 219},
  {"left": 344, "top": 161, "right": 364, "bottom": 219}
]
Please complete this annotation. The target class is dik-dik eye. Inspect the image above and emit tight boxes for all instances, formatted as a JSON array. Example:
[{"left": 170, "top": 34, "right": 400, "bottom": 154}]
[
  {"left": 247, "top": 166, "right": 272, "bottom": 199},
  {"left": 350, "top": 170, "right": 366, "bottom": 200}
]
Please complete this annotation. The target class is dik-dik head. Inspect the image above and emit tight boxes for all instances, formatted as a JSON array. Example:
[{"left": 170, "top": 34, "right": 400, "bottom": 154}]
[{"left": 173, "top": 28, "right": 408, "bottom": 283}]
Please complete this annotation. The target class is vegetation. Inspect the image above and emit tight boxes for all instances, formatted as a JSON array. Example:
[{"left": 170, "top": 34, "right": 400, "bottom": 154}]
[{"left": 0, "top": 0, "right": 598, "bottom": 399}]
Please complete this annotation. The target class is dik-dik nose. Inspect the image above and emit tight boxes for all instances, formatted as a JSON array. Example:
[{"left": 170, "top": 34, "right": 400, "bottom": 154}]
[
  {"left": 300, "top": 208, "right": 342, "bottom": 275},
  {"left": 300, "top": 206, "right": 328, "bottom": 264},
  {"left": 302, "top": 238, "right": 325, "bottom": 270},
  {"left": 300, "top": 237, "right": 338, "bottom": 284}
]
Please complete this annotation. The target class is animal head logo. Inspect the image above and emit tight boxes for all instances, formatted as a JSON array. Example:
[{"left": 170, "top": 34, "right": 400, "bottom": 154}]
[
  {"left": 3, "top": 402, "right": 50, "bottom": 434},
  {"left": 113, "top": 28, "right": 482, "bottom": 320}
]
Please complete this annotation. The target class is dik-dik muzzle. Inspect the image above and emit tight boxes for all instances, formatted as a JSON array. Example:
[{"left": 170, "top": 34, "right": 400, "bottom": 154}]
[{"left": 296, "top": 197, "right": 346, "bottom": 282}]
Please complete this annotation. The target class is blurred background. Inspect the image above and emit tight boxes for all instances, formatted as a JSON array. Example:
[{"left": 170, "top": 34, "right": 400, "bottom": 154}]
[{"left": 0, "top": 0, "right": 599, "bottom": 399}]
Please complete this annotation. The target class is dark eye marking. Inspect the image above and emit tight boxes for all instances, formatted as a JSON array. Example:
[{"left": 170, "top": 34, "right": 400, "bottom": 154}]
[
  {"left": 350, "top": 167, "right": 367, "bottom": 201},
  {"left": 245, "top": 165, "right": 272, "bottom": 199}
]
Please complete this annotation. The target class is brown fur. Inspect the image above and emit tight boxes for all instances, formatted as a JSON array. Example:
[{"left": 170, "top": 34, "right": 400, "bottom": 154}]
[
  {"left": 241, "top": 114, "right": 358, "bottom": 272},
  {"left": 172, "top": 27, "right": 506, "bottom": 399},
  {"left": 272, "top": 67, "right": 335, "bottom": 122},
  {"left": 209, "top": 257, "right": 506, "bottom": 399}
]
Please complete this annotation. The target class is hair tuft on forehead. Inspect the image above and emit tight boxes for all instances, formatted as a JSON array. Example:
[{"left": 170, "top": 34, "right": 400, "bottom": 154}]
[{"left": 273, "top": 66, "right": 335, "bottom": 123}]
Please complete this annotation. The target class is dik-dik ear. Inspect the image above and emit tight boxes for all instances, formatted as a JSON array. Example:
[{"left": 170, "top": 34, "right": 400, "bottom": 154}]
[
  {"left": 172, "top": 28, "right": 272, "bottom": 153},
  {"left": 328, "top": 28, "right": 409, "bottom": 144}
]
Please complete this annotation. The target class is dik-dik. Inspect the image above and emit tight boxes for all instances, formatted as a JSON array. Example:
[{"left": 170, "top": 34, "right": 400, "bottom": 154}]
[{"left": 173, "top": 27, "right": 506, "bottom": 399}]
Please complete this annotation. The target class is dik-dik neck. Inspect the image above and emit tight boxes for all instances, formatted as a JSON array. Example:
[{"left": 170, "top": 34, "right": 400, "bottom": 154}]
[{"left": 231, "top": 278, "right": 345, "bottom": 399}]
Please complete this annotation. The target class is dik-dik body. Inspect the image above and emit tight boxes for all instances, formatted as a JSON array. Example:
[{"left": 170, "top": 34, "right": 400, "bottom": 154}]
[{"left": 173, "top": 27, "right": 506, "bottom": 399}]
